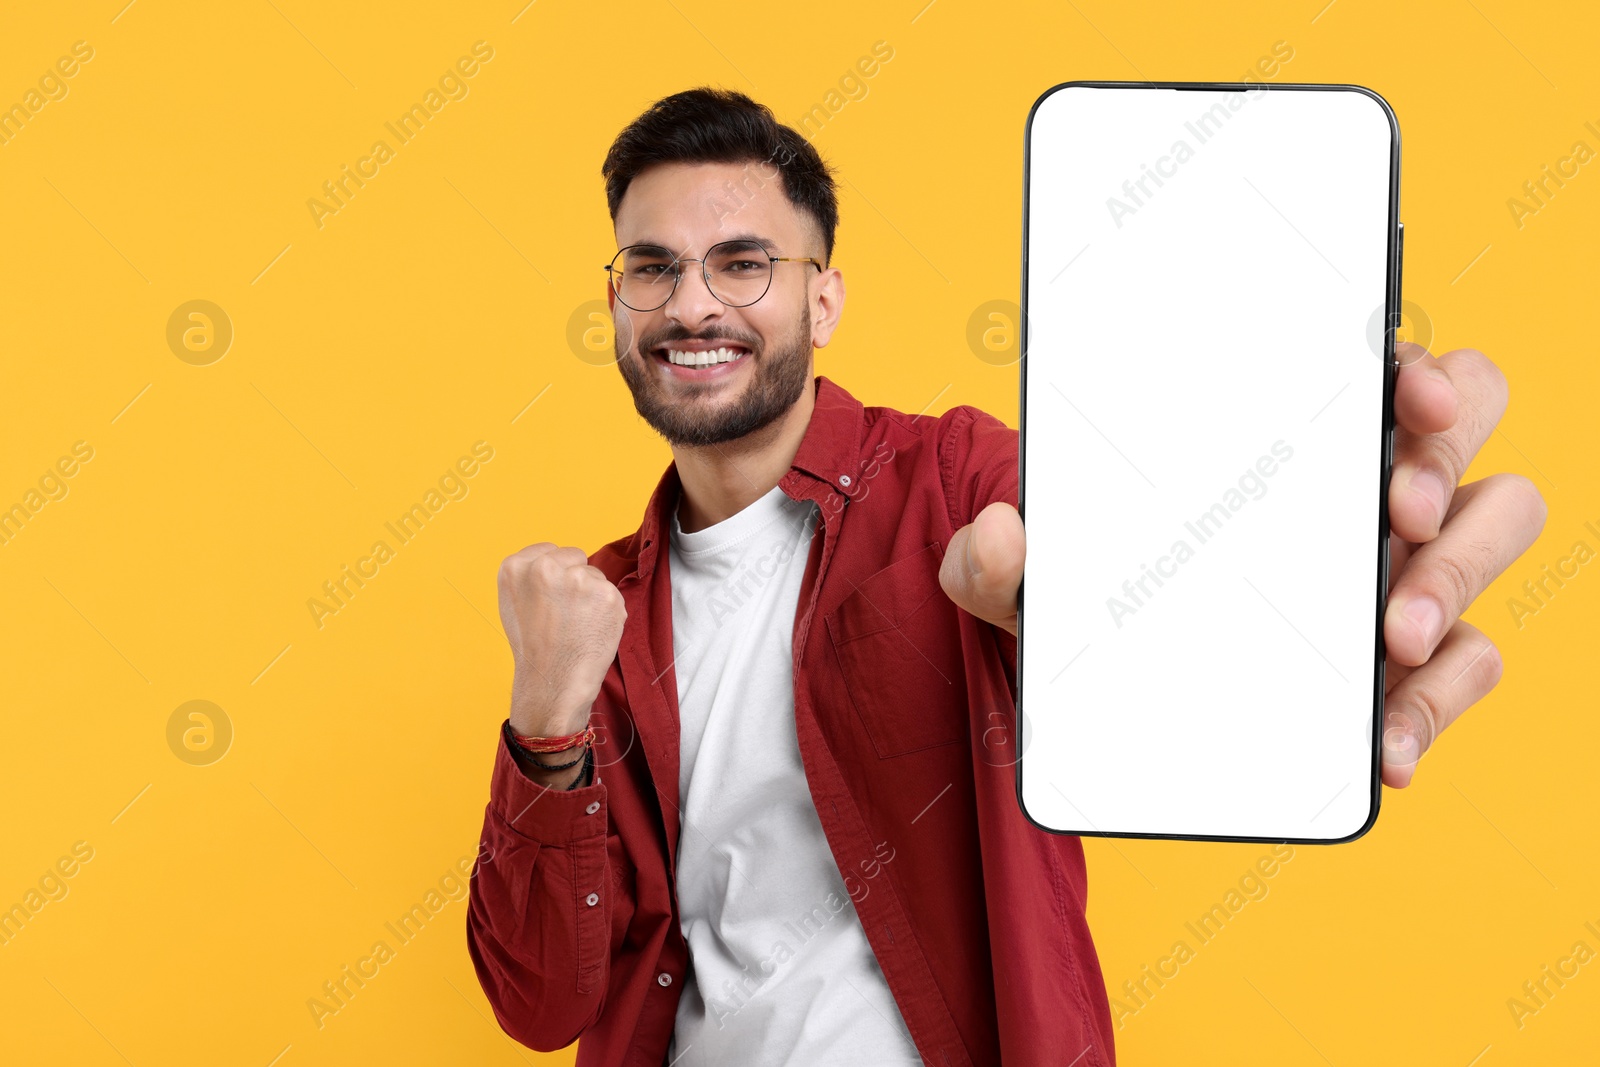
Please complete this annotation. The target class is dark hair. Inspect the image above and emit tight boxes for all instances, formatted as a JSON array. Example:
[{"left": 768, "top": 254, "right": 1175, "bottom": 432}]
[{"left": 601, "top": 87, "right": 839, "bottom": 265}]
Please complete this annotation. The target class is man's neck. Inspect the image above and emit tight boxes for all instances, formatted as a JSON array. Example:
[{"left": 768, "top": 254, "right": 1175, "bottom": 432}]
[{"left": 672, "top": 378, "right": 816, "bottom": 533}]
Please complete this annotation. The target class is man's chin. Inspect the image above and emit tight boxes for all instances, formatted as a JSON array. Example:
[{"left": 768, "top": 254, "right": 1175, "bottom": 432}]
[{"left": 637, "top": 392, "right": 785, "bottom": 449}]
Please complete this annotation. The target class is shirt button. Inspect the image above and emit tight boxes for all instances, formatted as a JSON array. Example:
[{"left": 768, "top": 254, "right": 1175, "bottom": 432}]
[
  {"left": 585, "top": 801, "right": 600, "bottom": 814},
  {"left": 657, "top": 972, "right": 673, "bottom": 987},
  {"left": 838, "top": 474, "right": 852, "bottom": 487},
  {"left": 586, "top": 892, "right": 599, "bottom": 907}
]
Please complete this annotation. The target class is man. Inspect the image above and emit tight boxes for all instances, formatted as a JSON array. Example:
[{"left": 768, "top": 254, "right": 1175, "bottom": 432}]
[{"left": 466, "top": 88, "right": 1544, "bottom": 1066}]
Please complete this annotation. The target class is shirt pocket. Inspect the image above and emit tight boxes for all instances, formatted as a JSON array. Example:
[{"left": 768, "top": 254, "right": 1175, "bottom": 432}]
[{"left": 825, "top": 540, "right": 968, "bottom": 758}]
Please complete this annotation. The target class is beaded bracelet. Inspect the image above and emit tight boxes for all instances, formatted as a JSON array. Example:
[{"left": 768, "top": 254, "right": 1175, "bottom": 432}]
[{"left": 565, "top": 744, "right": 594, "bottom": 790}]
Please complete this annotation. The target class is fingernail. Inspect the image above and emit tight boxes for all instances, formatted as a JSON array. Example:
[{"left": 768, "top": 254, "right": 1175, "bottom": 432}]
[
  {"left": 1381, "top": 721, "right": 1419, "bottom": 767},
  {"left": 1426, "top": 365, "right": 1451, "bottom": 385},
  {"left": 1407, "top": 468, "right": 1448, "bottom": 528},
  {"left": 1401, "top": 596, "right": 1443, "bottom": 652}
]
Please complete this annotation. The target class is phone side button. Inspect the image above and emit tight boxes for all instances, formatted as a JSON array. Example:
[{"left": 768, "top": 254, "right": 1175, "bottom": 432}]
[{"left": 1397, "top": 221, "right": 1404, "bottom": 300}]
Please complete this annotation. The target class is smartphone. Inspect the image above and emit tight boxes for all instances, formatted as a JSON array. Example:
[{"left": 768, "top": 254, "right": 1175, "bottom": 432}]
[{"left": 1015, "top": 81, "right": 1401, "bottom": 843}]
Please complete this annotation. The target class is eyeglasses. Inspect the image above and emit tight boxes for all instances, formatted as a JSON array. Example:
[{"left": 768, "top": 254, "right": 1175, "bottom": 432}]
[{"left": 604, "top": 239, "right": 823, "bottom": 312}]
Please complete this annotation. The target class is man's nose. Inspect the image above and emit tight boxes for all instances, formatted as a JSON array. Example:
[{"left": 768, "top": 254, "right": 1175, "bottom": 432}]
[{"left": 665, "top": 261, "right": 726, "bottom": 324}]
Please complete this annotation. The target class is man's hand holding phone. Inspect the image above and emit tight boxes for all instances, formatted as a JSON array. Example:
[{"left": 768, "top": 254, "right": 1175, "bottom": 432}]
[{"left": 1378, "top": 343, "right": 1546, "bottom": 787}]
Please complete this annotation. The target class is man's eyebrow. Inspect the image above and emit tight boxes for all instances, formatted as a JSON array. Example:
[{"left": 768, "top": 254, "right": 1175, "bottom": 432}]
[
  {"left": 629, "top": 233, "right": 781, "bottom": 255},
  {"left": 719, "top": 233, "right": 780, "bottom": 253}
]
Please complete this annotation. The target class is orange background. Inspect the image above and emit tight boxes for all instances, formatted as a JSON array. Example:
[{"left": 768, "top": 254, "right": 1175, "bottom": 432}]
[{"left": 1, "top": 1, "right": 1594, "bottom": 1063}]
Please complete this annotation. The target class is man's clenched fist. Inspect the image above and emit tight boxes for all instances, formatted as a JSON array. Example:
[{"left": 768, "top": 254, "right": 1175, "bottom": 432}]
[{"left": 497, "top": 543, "right": 627, "bottom": 736}]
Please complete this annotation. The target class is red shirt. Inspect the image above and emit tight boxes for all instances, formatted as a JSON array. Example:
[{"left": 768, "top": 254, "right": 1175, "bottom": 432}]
[{"left": 467, "top": 374, "right": 1116, "bottom": 1066}]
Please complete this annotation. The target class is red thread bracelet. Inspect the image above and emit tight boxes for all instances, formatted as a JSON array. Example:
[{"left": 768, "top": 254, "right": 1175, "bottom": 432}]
[{"left": 510, "top": 722, "right": 595, "bottom": 754}]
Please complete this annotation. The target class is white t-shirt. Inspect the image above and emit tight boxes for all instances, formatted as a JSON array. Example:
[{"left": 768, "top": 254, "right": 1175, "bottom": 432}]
[{"left": 664, "top": 483, "right": 920, "bottom": 1067}]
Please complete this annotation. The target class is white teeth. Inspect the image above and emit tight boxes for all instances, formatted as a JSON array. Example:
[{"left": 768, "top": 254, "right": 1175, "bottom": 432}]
[{"left": 664, "top": 346, "right": 746, "bottom": 366}]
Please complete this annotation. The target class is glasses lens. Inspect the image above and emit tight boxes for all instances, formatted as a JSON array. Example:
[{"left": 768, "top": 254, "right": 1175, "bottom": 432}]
[
  {"left": 613, "top": 246, "right": 680, "bottom": 311},
  {"left": 705, "top": 241, "right": 772, "bottom": 307}
]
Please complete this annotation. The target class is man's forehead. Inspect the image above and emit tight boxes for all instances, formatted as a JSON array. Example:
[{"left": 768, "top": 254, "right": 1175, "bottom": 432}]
[{"left": 614, "top": 160, "right": 800, "bottom": 250}]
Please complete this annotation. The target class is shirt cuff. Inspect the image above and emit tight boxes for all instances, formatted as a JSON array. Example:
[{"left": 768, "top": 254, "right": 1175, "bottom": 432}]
[{"left": 489, "top": 726, "right": 606, "bottom": 846}]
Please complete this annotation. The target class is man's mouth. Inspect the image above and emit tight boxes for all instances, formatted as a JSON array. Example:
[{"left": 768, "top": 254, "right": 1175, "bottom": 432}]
[{"left": 649, "top": 342, "right": 753, "bottom": 369}]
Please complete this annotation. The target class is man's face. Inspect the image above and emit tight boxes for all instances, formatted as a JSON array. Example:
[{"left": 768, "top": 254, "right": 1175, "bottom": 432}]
[{"left": 609, "top": 161, "right": 829, "bottom": 448}]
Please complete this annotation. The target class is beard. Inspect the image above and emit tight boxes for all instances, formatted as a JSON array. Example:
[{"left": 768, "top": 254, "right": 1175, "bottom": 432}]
[{"left": 614, "top": 297, "right": 813, "bottom": 448}]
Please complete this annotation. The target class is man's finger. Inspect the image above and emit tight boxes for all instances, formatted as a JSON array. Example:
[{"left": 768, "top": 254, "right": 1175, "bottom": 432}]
[
  {"left": 938, "top": 501, "right": 1025, "bottom": 633},
  {"left": 1392, "top": 343, "right": 1456, "bottom": 435},
  {"left": 1381, "top": 619, "right": 1504, "bottom": 788},
  {"left": 1383, "top": 532, "right": 1420, "bottom": 697},
  {"left": 1385, "top": 472, "right": 1546, "bottom": 666},
  {"left": 1390, "top": 347, "right": 1509, "bottom": 543}
]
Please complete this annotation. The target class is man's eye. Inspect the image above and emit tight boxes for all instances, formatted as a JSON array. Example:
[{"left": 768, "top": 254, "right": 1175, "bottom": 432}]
[
  {"left": 633, "top": 264, "right": 670, "bottom": 277},
  {"left": 724, "top": 260, "right": 764, "bottom": 273}
]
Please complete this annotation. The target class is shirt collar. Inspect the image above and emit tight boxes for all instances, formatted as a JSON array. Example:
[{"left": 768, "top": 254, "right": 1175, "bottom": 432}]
[{"left": 622, "top": 374, "right": 864, "bottom": 585}]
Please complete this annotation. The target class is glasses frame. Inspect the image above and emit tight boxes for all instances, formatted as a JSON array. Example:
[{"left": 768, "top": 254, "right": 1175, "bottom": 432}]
[{"left": 604, "top": 240, "right": 824, "bottom": 312}]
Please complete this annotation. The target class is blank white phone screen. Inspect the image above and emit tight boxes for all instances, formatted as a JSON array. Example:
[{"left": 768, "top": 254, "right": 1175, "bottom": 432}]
[{"left": 1018, "top": 84, "right": 1396, "bottom": 842}]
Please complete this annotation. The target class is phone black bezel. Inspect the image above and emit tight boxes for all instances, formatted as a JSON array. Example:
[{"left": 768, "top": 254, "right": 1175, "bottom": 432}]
[{"left": 1013, "top": 80, "right": 1401, "bottom": 846}]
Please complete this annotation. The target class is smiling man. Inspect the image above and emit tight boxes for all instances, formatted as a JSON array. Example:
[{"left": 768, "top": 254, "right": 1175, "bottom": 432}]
[{"left": 465, "top": 88, "right": 1544, "bottom": 1067}]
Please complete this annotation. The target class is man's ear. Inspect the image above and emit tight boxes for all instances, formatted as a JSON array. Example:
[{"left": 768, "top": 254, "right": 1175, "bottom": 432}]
[{"left": 811, "top": 267, "right": 845, "bottom": 349}]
